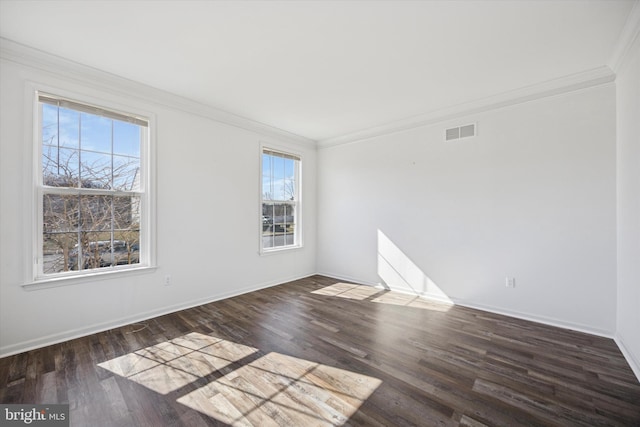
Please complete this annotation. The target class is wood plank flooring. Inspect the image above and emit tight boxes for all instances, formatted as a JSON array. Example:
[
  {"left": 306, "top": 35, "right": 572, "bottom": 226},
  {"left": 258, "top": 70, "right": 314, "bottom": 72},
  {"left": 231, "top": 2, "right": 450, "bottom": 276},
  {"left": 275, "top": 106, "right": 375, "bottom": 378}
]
[{"left": 1, "top": 275, "right": 639, "bottom": 426}]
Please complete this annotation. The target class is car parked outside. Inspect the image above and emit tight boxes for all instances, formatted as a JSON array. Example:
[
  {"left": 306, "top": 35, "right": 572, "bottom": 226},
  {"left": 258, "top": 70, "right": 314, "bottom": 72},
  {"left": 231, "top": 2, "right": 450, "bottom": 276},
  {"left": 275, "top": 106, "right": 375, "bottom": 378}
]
[{"left": 68, "top": 240, "right": 139, "bottom": 270}]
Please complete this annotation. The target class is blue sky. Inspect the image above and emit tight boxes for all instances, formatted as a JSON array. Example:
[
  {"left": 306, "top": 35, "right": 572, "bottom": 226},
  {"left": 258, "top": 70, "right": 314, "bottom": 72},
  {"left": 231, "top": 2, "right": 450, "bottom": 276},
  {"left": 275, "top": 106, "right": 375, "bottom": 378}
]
[
  {"left": 42, "top": 104, "right": 141, "bottom": 190},
  {"left": 262, "top": 153, "right": 295, "bottom": 201}
]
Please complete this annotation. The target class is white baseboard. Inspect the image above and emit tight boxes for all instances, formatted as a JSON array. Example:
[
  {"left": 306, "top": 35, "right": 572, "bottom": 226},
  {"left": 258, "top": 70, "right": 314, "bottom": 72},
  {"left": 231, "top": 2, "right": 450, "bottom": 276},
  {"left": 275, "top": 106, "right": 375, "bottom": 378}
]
[
  {"left": 614, "top": 334, "right": 640, "bottom": 383},
  {"left": 450, "top": 299, "right": 614, "bottom": 338},
  {"left": 315, "top": 271, "right": 380, "bottom": 287},
  {"left": 0, "top": 272, "right": 314, "bottom": 358},
  {"left": 316, "top": 271, "right": 614, "bottom": 338},
  {"left": 316, "top": 271, "right": 455, "bottom": 305}
]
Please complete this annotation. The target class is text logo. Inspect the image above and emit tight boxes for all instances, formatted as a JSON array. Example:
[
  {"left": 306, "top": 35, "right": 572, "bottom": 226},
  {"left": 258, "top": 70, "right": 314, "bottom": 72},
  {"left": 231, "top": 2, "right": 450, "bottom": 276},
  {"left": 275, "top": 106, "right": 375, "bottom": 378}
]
[{"left": 1, "top": 405, "right": 69, "bottom": 426}]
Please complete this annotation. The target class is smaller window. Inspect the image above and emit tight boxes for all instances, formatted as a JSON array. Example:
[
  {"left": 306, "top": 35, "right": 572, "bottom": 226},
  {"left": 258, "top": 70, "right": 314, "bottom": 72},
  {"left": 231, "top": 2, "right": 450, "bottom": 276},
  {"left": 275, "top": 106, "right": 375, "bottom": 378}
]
[{"left": 261, "top": 148, "right": 301, "bottom": 252}]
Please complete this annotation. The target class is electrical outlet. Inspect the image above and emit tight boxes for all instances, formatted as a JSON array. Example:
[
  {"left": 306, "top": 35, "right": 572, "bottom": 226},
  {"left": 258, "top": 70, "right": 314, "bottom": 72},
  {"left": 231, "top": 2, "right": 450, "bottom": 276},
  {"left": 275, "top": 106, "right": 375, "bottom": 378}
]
[
  {"left": 505, "top": 277, "right": 516, "bottom": 288},
  {"left": 164, "top": 275, "right": 172, "bottom": 286}
]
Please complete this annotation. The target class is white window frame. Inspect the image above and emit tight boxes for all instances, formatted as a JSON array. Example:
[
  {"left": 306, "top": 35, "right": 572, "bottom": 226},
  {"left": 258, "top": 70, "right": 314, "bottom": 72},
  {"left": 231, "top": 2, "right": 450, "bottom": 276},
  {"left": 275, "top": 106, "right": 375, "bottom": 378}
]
[
  {"left": 25, "top": 87, "right": 156, "bottom": 288},
  {"left": 259, "top": 144, "right": 302, "bottom": 254}
]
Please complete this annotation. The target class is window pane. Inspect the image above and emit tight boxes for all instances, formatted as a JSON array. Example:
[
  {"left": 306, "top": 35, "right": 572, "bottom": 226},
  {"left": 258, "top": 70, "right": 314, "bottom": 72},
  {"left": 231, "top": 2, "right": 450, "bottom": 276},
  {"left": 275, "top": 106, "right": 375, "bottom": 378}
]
[
  {"left": 272, "top": 155, "right": 285, "bottom": 200},
  {"left": 79, "top": 232, "right": 107, "bottom": 270},
  {"left": 43, "top": 147, "right": 80, "bottom": 187},
  {"left": 43, "top": 194, "right": 80, "bottom": 272},
  {"left": 113, "top": 195, "right": 139, "bottom": 230},
  {"left": 112, "top": 231, "right": 140, "bottom": 266},
  {"left": 42, "top": 104, "right": 59, "bottom": 147},
  {"left": 262, "top": 154, "right": 273, "bottom": 200},
  {"left": 43, "top": 232, "right": 77, "bottom": 273},
  {"left": 113, "top": 155, "right": 140, "bottom": 191},
  {"left": 284, "top": 177, "right": 295, "bottom": 201},
  {"left": 40, "top": 102, "right": 81, "bottom": 184},
  {"left": 271, "top": 203, "right": 295, "bottom": 248},
  {"left": 284, "top": 158, "right": 295, "bottom": 200},
  {"left": 113, "top": 120, "right": 140, "bottom": 157},
  {"left": 262, "top": 178, "right": 272, "bottom": 201},
  {"left": 44, "top": 194, "right": 79, "bottom": 233},
  {"left": 80, "top": 195, "right": 112, "bottom": 231},
  {"left": 262, "top": 203, "right": 274, "bottom": 248},
  {"left": 80, "top": 151, "right": 112, "bottom": 189},
  {"left": 81, "top": 113, "right": 112, "bottom": 154},
  {"left": 58, "top": 107, "right": 80, "bottom": 149},
  {"left": 284, "top": 204, "right": 295, "bottom": 245}
]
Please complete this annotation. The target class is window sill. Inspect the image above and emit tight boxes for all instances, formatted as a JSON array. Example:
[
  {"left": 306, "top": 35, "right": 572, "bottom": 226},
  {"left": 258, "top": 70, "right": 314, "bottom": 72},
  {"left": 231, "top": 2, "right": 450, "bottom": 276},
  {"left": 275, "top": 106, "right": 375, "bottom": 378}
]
[
  {"left": 260, "top": 244, "right": 304, "bottom": 256},
  {"left": 23, "top": 265, "right": 157, "bottom": 291}
]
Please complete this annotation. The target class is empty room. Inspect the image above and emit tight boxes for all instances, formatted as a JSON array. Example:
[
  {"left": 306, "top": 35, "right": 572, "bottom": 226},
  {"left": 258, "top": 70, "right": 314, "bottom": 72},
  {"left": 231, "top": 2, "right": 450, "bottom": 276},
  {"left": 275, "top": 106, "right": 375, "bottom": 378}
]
[{"left": 1, "top": 0, "right": 639, "bottom": 426}]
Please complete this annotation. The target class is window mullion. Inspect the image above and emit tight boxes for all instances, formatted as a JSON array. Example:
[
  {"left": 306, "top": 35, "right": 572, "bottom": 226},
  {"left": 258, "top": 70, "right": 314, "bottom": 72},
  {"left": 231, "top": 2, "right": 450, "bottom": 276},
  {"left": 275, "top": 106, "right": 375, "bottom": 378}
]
[
  {"left": 76, "top": 193, "right": 82, "bottom": 271},
  {"left": 56, "top": 104, "right": 61, "bottom": 177},
  {"left": 111, "top": 120, "right": 114, "bottom": 190},
  {"left": 110, "top": 195, "right": 115, "bottom": 267},
  {"left": 42, "top": 186, "right": 138, "bottom": 197},
  {"left": 78, "top": 112, "right": 82, "bottom": 188},
  {"left": 110, "top": 121, "right": 115, "bottom": 267}
]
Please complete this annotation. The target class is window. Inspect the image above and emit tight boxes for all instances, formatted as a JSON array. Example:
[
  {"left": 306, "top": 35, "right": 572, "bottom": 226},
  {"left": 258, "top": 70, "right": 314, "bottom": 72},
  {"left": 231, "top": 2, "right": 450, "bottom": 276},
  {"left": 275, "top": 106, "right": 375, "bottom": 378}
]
[
  {"left": 36, "top": 93, "right": 150, "bottom": 278},
  {"left": 261, "top": 148, "right": 301, "bottom": 251}
]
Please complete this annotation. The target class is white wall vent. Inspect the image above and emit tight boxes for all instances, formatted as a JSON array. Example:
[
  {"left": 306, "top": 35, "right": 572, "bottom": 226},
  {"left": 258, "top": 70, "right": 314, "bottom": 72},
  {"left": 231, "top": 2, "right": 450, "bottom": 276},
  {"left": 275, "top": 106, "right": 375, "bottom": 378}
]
[{"left": 445, "top": 123, "right": 476, "bottom": 141}]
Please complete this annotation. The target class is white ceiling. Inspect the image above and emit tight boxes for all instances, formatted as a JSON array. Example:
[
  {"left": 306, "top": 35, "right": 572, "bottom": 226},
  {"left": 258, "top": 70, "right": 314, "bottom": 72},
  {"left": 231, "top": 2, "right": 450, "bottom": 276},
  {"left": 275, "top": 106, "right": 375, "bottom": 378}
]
[{"left": 0, "top": 0, "right": 635, "bottom": 142}]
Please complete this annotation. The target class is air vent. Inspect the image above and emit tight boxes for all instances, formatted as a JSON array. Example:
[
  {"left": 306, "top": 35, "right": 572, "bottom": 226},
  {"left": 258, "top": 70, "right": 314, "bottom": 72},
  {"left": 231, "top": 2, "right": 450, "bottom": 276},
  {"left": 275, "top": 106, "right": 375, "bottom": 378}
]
[
  {"left": 445, "top": 123, "right": 476, "bottom": 141},
  {"left": 445, "top": 127, "right": 460, "bottom": 141}
]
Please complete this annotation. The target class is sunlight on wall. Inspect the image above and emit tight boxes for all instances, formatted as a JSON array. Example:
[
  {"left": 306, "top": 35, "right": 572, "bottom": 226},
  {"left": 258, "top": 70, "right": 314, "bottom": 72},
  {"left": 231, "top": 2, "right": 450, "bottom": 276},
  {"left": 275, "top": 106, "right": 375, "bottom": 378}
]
[
  {"left": 97, "top": 332, "right": 381, "bottom": 426},
  {"left": 377, "top": 230, "right": 452, "bottom": 303}
]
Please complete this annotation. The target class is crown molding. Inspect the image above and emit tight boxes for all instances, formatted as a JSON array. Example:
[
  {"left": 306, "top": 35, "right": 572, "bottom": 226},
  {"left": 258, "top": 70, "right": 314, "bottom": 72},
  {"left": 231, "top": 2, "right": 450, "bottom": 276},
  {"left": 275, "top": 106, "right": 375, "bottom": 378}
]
[
  {"left": 0, "top": 37, "right": 315, "bottom": 147},
  {"left": 608, "top": 0, "right": 640, "bottom": 73},
  {"left": 2, "top": 35, "right": 621, "bottom": 151},
  {"left": 317, "top": 66, "right": 616, "bottom": 148}
]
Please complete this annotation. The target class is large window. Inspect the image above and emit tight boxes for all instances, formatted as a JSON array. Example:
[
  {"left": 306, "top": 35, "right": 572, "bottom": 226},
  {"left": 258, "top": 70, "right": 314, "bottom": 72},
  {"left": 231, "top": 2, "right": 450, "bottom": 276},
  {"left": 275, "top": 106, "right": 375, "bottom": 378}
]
[
  {"left": 37, "top": 93, "right": 149, "bottom": 278},
  {"left": 261, "top": 148, "right": 301, "bottom": 251}
]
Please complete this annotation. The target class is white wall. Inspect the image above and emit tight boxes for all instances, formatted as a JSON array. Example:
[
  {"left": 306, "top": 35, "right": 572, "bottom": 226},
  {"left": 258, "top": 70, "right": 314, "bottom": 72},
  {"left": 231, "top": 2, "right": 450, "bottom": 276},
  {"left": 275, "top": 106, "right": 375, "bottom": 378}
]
[
  {"left": 0, "top": 38, "right": 627, "bottom": 363},
  {"left": 318, "top": 85, "right": 617, "bottom": 335},
  {"left": 0, "top": 49, "right": 317, "bottom": 356},
  {"left": 616, "top": 34, "right": 640, "bottom": 377}
]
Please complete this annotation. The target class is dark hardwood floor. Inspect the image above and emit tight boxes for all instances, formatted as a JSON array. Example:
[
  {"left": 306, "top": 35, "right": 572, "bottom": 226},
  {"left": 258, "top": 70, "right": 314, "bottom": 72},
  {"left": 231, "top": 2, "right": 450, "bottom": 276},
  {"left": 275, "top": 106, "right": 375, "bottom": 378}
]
[{"left": 1, "top": 275, "right": 639, "bottom": 426}]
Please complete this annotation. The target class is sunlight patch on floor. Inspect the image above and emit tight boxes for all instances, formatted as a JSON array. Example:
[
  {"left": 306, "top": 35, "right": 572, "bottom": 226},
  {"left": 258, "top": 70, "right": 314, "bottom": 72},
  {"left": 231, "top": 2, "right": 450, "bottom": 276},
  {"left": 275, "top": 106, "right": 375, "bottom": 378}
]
[
  {"left": 97, "top": 332, "right": 258, "bottom": 395},
  {"left": 98, "top": 332, "right": 381, "bottom": 425},
  {"left": 370, "top": 292, "right": 452, "bottom": 312},
  {"left": 311, "top": 282, "right": 453, "bottom": 312},
  {"left": 177, "top": 352, "right": 381, "bottom": 426},
  {"left": 311, "top": 282, "right": 381, "bottom": 300}
]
